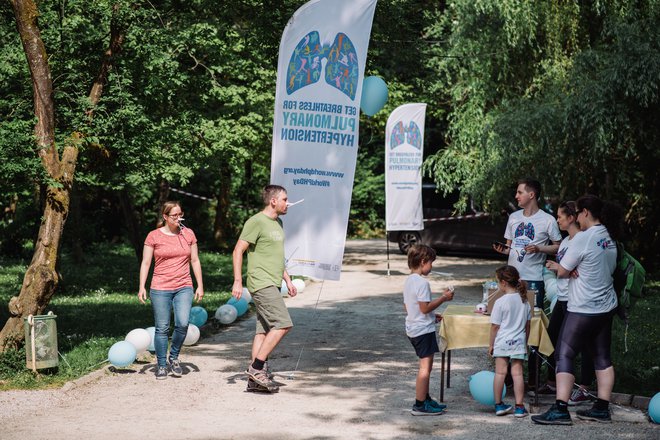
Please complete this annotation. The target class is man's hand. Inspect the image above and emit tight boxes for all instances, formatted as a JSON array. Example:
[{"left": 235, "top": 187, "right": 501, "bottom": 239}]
[
  {"left": 232, "top": 280, "right": 243, "bottom": 299},
  {"left": 286, "top": 281, "right": 297, "bottom": 297}
]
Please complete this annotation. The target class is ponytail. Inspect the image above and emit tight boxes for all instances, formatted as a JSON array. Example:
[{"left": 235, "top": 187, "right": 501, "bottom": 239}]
[{"left": 495, "top": 265, "right": 527, "bottom": 303}]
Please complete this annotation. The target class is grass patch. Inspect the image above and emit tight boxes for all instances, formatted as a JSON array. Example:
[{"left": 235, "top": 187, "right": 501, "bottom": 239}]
[{"left": 0, "top": 243, "right": 233, "bottom": 390}]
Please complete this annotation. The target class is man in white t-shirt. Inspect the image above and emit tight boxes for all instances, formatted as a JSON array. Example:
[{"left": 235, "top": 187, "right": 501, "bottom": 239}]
[
  {"left": 493, "top": 178, "right": 561, "bottom": 388},
  {"left": 493, "top": 178, "right": 561, "bottom": 309}
]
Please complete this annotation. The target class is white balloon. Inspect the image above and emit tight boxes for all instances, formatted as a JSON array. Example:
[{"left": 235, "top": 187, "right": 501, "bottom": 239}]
[
  {"left": 183, "top": 324, "right": 200, "bottom": 346},
  {"left": 125, "top": 328, "right": 151, "bottom": 353},
  {"left": 215, "top": 304, "right": 238, "bottom": 325},
  {"left": 241, "top": 287, "right": 252, "bottom": 303},
  {"left": 281, "top": 280, "right": 288, "bottom": 295},
  {"left": 292, "top": 278, "right": 305, "bottom": 293}
]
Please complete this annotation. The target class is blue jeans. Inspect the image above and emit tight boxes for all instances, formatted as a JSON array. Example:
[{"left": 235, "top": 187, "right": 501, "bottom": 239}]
[
  {"left": 525, "top": 280, "right": 545, "bottom": 309},
  {"left": 151, "top": 287, "right": 193, "bottom": 367}
]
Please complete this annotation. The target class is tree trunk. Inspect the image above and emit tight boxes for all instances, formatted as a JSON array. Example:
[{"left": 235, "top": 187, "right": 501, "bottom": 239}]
[
  {"left": 213, "top": 168, "right": 232, "bottom": 249},
  {"left": 0, "top": 1, "right": 125, "bottom": 351},
  {"left": 118, "top": 189, "right": 142, "bottom": 262}
]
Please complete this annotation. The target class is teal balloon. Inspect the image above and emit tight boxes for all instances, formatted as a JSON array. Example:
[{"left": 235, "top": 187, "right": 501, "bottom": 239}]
[
  {"left": 227, "top": 297, "right": 238, "bottom": 305},
  {"left": 146, "top": 326, "right": 155, "bottom": 352},
  {"left": 468, "top": 371, "right": 506, "bottom": 406},
  {"left": 189, "top": 306, "right": 208, "bottom": 327},
  {"left": 233, "top": 298, "right": 249, "bottom": 317},
  {"left": 360, "top": 76, "right": 388, "bottom": 116},
  {"left": 108, "top": 341, "right": 137, "bottom": 368},
  {"left": 650, "top": 392, "right": 660, "bottom": 423}
]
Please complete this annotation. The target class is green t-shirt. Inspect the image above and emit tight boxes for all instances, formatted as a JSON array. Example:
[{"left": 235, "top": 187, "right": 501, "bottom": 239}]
[{"left": 239, "top": 212, "right": 285, "bottom": 292}]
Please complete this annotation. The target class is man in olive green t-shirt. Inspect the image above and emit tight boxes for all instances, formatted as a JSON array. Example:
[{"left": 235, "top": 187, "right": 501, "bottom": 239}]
[{"left": 232, "top": 185, "right": 297, "bottom": 390}]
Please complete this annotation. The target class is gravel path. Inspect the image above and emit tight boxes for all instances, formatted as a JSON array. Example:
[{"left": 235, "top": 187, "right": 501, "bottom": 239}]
[{"left": 0, "top": 239, "right": 656, "bottom": 439}]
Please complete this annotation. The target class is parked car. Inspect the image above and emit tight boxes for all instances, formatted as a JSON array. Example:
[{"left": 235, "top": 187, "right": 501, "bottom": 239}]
[{"left": 387, "top": 184, "right": 509, "bottom": 255}]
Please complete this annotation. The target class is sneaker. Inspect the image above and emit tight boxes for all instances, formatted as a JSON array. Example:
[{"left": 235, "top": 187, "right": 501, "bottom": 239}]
[
  {"left": 568, "top": 387, "right": 594, "bottom": 406},
  {"left": 576, "top": 407, "right": 611, "bottom": 423},
  {"left": 528, "top": 383, "right": 557, "bottom": 396},
  {"left": 246, "top": 378, "right": 279, "bottom": 393},
  {"left": 155, "top": 366, "right": 168, "bottom": 380},
  {"left": 246, "top": 364, "right": 276, "bottom": 389},
  {"left": 411, "top": 400, "right": 445, "bottom": 416},
  {"left": 169, "top": 358, "right": 182, "bottom": 377},
  {"left": 495, "top": 402, "right": 513, "bottom": 416},
  {"left": 531, "top": 404, "right": 572, "bottom": 425},
  {"left": 425, "top": 397, "right": 447, "bottom": 412},
  {"left": 263, "top": 361, "right": 274, "bottom": 379},
  {"left": 514, "top": 406, "right": 529, "bottom": 418}
]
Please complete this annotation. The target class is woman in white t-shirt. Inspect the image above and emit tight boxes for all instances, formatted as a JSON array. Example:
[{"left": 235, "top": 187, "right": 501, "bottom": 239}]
[
  {"left": 489, "top": 265, "right": 532, "bottom": 418},
  {"left": 532, "top": 195, "right": 622, "bottom": 426}
]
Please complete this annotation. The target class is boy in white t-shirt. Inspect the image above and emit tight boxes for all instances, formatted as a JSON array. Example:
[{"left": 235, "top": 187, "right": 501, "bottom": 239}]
[
  {"left": 403, "top": 244, "right": 454, "bottom": 416},
  {"left": 489, "top": 265, "right": 532, "bottom": 417}
]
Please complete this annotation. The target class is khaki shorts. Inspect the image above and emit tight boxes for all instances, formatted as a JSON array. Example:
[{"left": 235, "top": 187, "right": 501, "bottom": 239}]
[{"left": 252, "top": 285, "right": 293, "bottom": 334}]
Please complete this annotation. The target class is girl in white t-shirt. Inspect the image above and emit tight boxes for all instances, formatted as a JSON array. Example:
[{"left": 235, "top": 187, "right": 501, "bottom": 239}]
[
  {"left": 403, "top": 244, "right": 454, "bottom": 416},
  {"left": 489, "top": 265, "right": 531, "bottom": 417}
]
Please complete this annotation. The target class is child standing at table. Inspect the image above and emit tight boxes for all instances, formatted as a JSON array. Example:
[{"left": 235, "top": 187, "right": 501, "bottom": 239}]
[
  {"left": 403, "top": 244, "right": 455, "bottom": 416},
  {"left": 489, "top": 265, "right": 531, "bottom": 417}
]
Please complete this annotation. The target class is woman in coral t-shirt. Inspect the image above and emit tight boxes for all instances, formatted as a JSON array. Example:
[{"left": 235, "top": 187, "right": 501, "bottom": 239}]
[{"left": 138, "top": 201, "right": 204, "bottom": 380}]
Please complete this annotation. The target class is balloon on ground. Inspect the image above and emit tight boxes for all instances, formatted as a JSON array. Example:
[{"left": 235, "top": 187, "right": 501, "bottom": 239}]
[
  {"left": 108, "top": 341, "right": 137, "bottom": 368},
  {"left": 189, "top": 306, "right": 208, "bottom": 328},
  {"left": 146, "top": 326, "right": 156, "bottom": 352},
  {"left": 232, "top": 298, "right": 249, "bottom": 317},
  {"left": 468, "top": 370, "right": 506, "bottom": 406},
  {"left": 649, "top": 392, "right": 660, "bottom": 423},
  {"left": 183, "top": 324, "right": 200, "bottom": 346},
  {"left": 241, "top": 287, "right": 252, "bottom": 303},
  {"left": 360, "top": 76, "right": 388, "bottom": 116},
  {"left": 292, "top": 278, "right": 305, "bottom": 293},
  {"left": 215, "top": 304, "right": 238, "bottom": 325},
  {"left": 124, "top": 328, "right": 151, "bottom": 354}
]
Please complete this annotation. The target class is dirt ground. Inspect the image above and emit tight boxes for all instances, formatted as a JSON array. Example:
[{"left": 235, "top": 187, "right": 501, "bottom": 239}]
[{"left": 0, "top": 239, "right": 656, "bottom": 439}]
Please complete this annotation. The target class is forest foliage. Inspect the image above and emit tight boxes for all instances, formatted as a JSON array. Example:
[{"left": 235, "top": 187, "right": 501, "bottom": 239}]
[{"left": 1, "top": 0, "right": 658, "bottom": 267}]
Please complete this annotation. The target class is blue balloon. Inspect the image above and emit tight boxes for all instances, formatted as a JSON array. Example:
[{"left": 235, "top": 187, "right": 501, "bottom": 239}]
[
  {"left": 360, "top": 76, "right": 388, "bottom": 116},
  {"left": 650, "top": 392, "right": 660, "bottom": 423},
  {"left": 227, "top": 297, "right": 238, "bottom": 305},
  {"left": 189, "top": 306, "right": 208, "bottom": 328},
  {"left": 468, "top": 370, "right": 506, "bottom": 406},
  {"left": 108, "top": 341, "right": 137, "bottom": 368},
  {"left": 233, "top": 298, "right": 249, "bottom": 317},
  {"left": 146, "top": 326, "right": 155, "bottom": 352}
]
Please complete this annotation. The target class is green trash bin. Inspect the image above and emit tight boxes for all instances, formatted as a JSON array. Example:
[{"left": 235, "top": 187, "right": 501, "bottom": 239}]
[{"left": 24, "top": 312, "right": 59, "bottom": 371}]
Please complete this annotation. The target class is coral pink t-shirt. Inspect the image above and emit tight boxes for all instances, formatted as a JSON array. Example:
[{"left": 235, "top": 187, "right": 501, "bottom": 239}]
[{"left": 144, "top": 228, "right": 197, "bottom": 290}]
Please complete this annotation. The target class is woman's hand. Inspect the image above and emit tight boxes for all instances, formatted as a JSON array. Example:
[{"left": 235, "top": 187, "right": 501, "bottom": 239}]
[
  {"left": 545, "top": 260, "right": 559, "bottom": 272},
  {"left": 194, "top": 287, "right": 204, "bottom": 303},
  {"left": 138, "top": 287, "right": 148, "bottom": 304}
]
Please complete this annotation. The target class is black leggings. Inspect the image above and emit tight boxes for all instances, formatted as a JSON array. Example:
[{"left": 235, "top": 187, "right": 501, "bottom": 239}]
[
  {"left": 546, "top": 301, "right": 595, "bottom": 383},
  {"left": 555, "top": 310, "right": 614, "bottom": 375}
]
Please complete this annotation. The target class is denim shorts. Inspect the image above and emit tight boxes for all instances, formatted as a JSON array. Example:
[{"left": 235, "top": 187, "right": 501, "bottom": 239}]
[{"left": 408, "top": 331, "right": 440, "bottom": 359}]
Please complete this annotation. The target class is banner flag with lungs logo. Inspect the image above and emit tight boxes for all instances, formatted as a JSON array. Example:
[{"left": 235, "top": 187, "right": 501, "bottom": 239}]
[
  {"left": 385, "top": 103, "right": 427, "bottom": 231},
  {"left": 271, "top": 0, "right": 378, "bottom": 281}
]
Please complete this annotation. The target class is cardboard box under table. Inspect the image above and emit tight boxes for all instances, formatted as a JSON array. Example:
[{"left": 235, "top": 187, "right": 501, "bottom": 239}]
[{"left": 437, "top": 305, "right": 554, "bottom": 403}]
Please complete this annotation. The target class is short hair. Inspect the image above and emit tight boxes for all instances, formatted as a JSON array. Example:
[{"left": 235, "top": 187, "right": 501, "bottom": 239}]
[
  {"left": 517, "top": 178, "right": 542, "bottom": 200},
  {"left": 407, "top": 244, "right": 436, "bottom": 270},
  {"left": 262, "top": 185, "right": 286, "bottom": 206}
]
